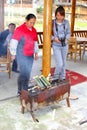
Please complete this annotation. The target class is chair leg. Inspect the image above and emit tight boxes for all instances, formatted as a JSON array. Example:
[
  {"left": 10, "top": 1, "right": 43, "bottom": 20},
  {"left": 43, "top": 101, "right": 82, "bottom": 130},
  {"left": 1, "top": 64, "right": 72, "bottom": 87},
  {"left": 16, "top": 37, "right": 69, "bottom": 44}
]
[
  {"left": 74, "top": 52, "right": 76, "bottom": 62},
  {"left": 8, "top": 63, "right": 11, "bottom": 78},
  {"left": 7, "top": 63, "right": 9, "bottom": 70},
  {"left": 9, "top": 63, "right": 11, "bottom": 79},
  {"left": 80, "top": 49, "right": 82, "bottom": 60},
  {"left": 70, "top": 52, "right": 73, "bottom": 59}
]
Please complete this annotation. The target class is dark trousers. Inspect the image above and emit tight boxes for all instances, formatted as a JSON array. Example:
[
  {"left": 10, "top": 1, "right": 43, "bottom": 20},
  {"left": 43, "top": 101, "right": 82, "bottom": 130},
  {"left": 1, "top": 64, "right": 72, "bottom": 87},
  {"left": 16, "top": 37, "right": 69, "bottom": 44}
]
[
  {"left": 12, "top": 59, "right": 18, "bottom": 71},
  {"left": 16, "top": 40, "right": 34, "bottom": 93},
  {"left": 0, "top": 45, "right": 7, "bottom": 56}
]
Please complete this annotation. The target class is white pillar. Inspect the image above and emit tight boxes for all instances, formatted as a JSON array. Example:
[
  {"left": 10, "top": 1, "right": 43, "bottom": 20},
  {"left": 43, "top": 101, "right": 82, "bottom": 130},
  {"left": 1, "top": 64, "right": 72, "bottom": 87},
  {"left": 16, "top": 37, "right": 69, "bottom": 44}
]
[
  {"left": 0, "top": 0, "right": 4, "bottom": 32},
  {"left": 32, "top": 0, "right": 37, "bottom": 14}
]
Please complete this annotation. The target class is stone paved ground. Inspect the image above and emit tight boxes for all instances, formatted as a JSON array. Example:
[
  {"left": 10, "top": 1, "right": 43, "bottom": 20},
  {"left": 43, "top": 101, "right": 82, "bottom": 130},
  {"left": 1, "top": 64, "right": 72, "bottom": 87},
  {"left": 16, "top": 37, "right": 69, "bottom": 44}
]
[
  {"left": 0, "top": 51, "right": 87, "bottom": 130},
  {"left": 0, "top": 82, "right": 87, "bottom": 130}
]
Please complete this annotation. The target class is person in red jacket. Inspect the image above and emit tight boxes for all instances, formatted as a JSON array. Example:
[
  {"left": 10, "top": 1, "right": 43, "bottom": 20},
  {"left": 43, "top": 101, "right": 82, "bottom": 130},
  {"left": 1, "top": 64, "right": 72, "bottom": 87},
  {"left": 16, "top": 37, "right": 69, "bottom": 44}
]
[{"left": 10, "top": 14, "right": 39, "bottom": 95}]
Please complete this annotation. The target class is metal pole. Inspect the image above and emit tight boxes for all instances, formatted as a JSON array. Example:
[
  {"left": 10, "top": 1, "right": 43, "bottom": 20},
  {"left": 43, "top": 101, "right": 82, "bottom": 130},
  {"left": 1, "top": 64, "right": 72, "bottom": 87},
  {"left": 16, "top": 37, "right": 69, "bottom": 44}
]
[{"left": 42, "top": 0, "right": 53, "bottom": 77}]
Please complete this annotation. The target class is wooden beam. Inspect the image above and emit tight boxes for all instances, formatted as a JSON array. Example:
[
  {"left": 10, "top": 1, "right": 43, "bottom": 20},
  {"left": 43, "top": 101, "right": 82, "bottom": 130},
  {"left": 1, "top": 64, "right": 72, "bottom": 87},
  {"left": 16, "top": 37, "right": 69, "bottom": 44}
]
[
  {"left": 42, "top": 0, "right": 53, "bottom": 77},
  {"left": 71, "top": 0, "right": 76, "bottom": 36},
  {"left": 0, "top": 0, "right": 4, "bottom": 32}
]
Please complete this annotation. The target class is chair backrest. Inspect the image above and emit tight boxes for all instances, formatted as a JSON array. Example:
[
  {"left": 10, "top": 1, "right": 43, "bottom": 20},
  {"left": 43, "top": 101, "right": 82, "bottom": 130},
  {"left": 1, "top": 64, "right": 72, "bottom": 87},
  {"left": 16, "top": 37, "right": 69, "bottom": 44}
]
[
  {"left": 68, "top": 37, "right": 77, "bottom": 45},
  {"left": 0, "top": 42, "right": 11, "bottom": 78},
  {"left": 67, "top": 37, "right": 82, "bottom": 62},
  {"left": 68, "top": 37, "right": 78, "bottom": 50},
  {"left": 37, "top": 32, "right": 43, "bottom": 48},
  {"left": 72, "top": 30, "right": 87, "bottom": 38}
]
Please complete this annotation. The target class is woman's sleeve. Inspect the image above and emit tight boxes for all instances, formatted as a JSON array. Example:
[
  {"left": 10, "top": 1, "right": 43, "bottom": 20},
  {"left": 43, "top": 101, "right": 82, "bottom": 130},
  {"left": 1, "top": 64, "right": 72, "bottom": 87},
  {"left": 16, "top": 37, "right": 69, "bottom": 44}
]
[
  {"left": 10, "top": 28, "right": 21, "bottom": 55},
  {"left": 34, "top": 30, "right": 39, "bottom": 53},
  {"left": 34, "top": 41, "right": 39, "bottom": 53},
  {"left": 65, "top": 21, "right": 71, "bottom": 40},
  {"left": 10, "top": 39, "right": 18, "bottom": 55},
  {"left": 34, "top": 29, "right": 38, "bottom": 41}
]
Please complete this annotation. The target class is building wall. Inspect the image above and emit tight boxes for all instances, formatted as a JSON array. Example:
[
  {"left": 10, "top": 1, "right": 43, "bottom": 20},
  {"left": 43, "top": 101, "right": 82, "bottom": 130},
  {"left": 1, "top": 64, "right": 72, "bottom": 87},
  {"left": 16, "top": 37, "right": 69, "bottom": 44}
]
[{"left": 65, "top": 5, "right": 87, "bottom": 20}]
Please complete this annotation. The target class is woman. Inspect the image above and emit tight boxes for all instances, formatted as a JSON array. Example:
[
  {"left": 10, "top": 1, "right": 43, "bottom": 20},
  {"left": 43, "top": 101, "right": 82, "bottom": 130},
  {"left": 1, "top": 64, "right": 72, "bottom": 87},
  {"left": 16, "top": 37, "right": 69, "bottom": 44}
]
[
  {"left": 52, "top": 6, "right": 70, "bottom": 81},
  {"left": 10, "top": 14, "right": 39, "bottom": 95}
]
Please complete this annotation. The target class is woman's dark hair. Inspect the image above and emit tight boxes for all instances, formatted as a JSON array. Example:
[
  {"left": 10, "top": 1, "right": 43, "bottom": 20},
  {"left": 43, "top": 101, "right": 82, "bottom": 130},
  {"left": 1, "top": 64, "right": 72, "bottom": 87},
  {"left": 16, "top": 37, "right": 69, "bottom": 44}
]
[
  {"left": 25, "top": 14, "right": 36, "bottom": 21},
  {"left": 55, "top": 6, "right": 65, "bottom": 17}
]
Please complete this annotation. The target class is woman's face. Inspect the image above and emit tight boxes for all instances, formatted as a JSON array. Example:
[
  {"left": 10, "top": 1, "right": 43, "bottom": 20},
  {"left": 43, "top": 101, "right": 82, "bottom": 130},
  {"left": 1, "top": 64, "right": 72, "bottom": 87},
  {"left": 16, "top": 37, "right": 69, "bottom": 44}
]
[
  {"left": 26, "top": 18, "right": 36, "bottom": 28},
  {"left": 56, "top": 12, "right": 65, "bottom": 22}
]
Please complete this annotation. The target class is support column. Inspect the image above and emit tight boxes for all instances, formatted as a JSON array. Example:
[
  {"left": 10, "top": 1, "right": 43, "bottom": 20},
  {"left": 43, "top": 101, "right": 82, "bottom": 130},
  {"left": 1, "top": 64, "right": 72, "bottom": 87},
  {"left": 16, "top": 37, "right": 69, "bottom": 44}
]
[
  {"left": 42, "top": 0, "right": 53, "bottom": 77},
  {"left": 71, "top": 0, "right": 76, "bottom": 36},
  {"left": 0, "top": 0, "right": 4, "bottom": 32}
]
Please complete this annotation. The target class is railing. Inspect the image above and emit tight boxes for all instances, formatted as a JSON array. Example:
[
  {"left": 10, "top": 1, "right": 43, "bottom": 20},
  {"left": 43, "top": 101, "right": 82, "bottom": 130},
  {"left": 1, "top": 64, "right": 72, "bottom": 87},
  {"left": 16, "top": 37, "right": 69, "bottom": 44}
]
[
  {"left": 37, "top": 32, "right": 43, "bottom": 48},
  {"left": 72, "top": 30, "right": 87, "bottom": 37},
  {"left": 37, "top": 30, "right": 87, "bottom": 48}
]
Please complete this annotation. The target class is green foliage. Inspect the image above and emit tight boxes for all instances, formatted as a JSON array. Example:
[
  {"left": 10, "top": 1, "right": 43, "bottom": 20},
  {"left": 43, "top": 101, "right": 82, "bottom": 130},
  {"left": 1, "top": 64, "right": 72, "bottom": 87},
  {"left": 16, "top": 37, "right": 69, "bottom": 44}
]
[
  {"left": 75, "top": 21, "right": 87, "bottom": 30},
  {"left": 36, "top": 6, "right": 43, "bottom": 14}
]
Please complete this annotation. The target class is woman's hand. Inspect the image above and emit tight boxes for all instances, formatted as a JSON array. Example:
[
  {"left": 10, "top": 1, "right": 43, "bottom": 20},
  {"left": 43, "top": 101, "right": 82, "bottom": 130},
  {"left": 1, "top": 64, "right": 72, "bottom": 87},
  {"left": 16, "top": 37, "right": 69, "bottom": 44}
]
[
  {"left": 35, "top": 53, "right": 38, "bottom": 60},
  {"left": 54, "top": 37, "right": 61, "bottom": 43},
  {"left": 11, "top": 55, "right": 15, "bottom": 61}
]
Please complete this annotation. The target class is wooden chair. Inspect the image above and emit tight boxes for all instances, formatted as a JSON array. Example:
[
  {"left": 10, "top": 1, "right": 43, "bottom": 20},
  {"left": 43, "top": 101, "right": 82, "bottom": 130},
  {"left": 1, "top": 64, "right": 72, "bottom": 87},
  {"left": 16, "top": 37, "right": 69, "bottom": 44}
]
[
  {"left": 0, "top": 43, "right": 11, "bottom": 78},
  {"left": 67, "top": 37, "right": 82, "bottom": 62},
  {"left": 72, "top": 30, "right": 87, "bottom": 59},
  {"left": 37, "top": 32, "right": 43, "bottom": 48}
]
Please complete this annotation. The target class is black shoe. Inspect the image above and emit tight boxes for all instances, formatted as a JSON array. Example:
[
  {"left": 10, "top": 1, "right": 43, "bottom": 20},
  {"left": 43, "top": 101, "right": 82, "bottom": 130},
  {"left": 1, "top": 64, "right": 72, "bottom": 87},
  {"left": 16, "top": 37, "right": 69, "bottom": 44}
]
[
  {"left": 60, "top": 79, "right": 66, "bottom": 82},
  {"left": 17, "top": 91, "right": 21, "bottom": 97},
  {"left": 50, "top": 78, "right": 59, "bottom": 84}
]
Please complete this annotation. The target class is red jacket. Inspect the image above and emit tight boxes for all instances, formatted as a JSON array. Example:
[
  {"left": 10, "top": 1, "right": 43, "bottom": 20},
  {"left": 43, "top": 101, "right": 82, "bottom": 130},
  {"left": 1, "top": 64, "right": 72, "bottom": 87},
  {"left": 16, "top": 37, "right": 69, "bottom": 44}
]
[{"left": 12, "top": 23, "right": 38, "bottom": 56}]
